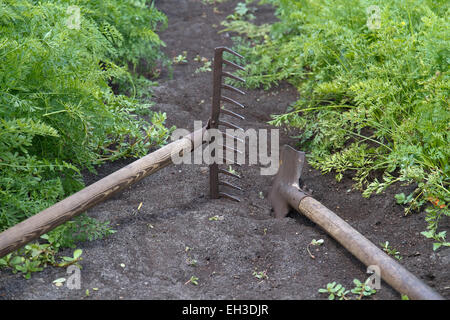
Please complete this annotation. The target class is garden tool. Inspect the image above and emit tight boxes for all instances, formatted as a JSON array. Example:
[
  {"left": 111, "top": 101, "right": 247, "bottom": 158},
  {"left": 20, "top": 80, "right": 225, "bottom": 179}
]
[
  {"left": 268, "top": 145, "right": 444, "bottom": 300},
  {"left": 209, "top": 47, "right": 247, "bottom": 202},
  {"left": 0, "top": 46, "right": 248, "bottom": 257},
  {"left": 0, "top": 126, "right": 207, "bottom": 258}
]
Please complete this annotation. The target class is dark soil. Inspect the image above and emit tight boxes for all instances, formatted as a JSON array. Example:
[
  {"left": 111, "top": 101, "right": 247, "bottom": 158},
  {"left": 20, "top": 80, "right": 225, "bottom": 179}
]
[{"left": 1, "top": 0, "right": 448, "bottom": 300}]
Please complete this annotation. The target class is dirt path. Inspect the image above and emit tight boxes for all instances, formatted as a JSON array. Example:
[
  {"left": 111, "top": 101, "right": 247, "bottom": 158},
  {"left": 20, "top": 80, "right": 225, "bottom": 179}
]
[{"left": 1, "top": 0, "right": 448, "bottom": 300}]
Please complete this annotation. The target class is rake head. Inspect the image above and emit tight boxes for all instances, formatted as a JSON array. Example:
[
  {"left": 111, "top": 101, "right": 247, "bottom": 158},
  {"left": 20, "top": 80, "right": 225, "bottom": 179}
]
[
  {"left": 209, "top": 47, "right": 246, "bottom": 202},
  {"left": 268, "top": 145, "right": 309, "bottom": 218}
]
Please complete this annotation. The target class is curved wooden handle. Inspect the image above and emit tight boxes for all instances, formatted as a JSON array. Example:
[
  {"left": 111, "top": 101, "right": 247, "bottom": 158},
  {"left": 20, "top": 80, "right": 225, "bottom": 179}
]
[{"left": 298, "top": 197, "right": 444, "bottom": 300}]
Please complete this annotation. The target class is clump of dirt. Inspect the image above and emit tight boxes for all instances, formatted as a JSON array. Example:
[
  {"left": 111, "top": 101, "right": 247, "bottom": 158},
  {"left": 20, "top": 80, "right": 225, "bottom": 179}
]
[{"left": 1, "top": 0, "right": 448, "bottom": 300}]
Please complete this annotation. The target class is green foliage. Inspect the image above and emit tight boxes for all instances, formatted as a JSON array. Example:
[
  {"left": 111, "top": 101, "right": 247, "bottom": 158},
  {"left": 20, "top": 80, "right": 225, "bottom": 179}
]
[
  {"left": 43, "top": 214, "right": 116, "bottom": 249},
  {"left": 226, "top": 165, "right": 240, "bottom": 177},
  {"left": 380, "top": 241, "right": 402, "bottom": 260},
  {"left": 185, "top": 275, "right": 199, "bottom": 285},
  {"left": 194, "top": 60, "right": 212, "bottom": 74},
  {"left": 0, "top": 214, "right": 114, "bottom": 278},
  {"left": 395, "top": 192, "right": 414, "bottom": 205},
  {"left": 220, "top": 1, "right": 271, "bottom": 40},
  {"left": 0, "top": 0, "right": 170, "bottom": 231},
  {"left": 351, "top": 278, "right": 377, "bottom": 300},
  {"left": 57, "top": 248, "right": 83, "bottom": 268},
  {"left": 73, "top": 0, "right": 168, "bottom": 70},
  {"left": 310, "top": 239, "right": 324, "bottom": 246},
  {"left": 319, "top": 278, "right": 376, "bottom": 300},
  {"left": 306, "top": 238, "right": 324, "bottom": 259},
  {"left": 318, "top": 281, "right": 350, "bottom": 300},
  {"left": 0, "top": 0, "right": 170, "bottom": 277},
  {"left": 173, "top": 51, "right": 188, "bottom": 65},
  {"left": 421, "top": 229, "right": 450, "bottom": 251},
  {"left": 227, "top": 0, "right": 450, "bottom": 247},
  {"left": 229, "top": 2, "right": 255, "bottom": 19},
  {"left": 253, "top": 269, "right": 268, "bottom": 280},
  {"left": 0, "top": 242, "right": 83, "bottom": 279}
]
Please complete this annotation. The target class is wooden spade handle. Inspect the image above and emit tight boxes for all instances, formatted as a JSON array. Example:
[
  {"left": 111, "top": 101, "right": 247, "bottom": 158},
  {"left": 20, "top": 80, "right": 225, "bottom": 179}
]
[
  {"left": 0, "top": 127, "right": 206, "bottom": 258},
  {"left": 298, "top": 197, "right": 444, "bottom": 300}
]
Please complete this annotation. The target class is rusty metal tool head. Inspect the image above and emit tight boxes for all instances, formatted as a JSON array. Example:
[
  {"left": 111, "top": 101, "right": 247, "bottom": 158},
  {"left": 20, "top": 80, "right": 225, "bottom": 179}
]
[
  {"left": 268, "top": 145, "right": 444, "bottom": 300},
  {"left": 209, "top": 47, "right": 246, "bottom": 202},
  {"left": 268, "top": 145, "right": 310, "bottom": 218}
]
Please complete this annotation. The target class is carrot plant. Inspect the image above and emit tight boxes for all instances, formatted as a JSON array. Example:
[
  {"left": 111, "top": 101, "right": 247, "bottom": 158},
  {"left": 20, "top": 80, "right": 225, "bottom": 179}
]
[
  {"left": 0, "top": 0, "right": 170, "bottom": 275},
  {"left": 226, "top": 0, "right": 449, "bottom": 248}
]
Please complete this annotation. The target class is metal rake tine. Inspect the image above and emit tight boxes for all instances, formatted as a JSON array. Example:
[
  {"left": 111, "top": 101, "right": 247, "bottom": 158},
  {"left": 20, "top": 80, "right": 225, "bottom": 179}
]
[
  {"left": 219, "top": 156, "right": 241, "bottom": 165},
  {"left": 219, "top": 168, "right": 241, "bottom": 179},
  {"left": 219, "top": 181, "right": 243, "bottom": 191},
  {"left": 220, "top": 144, "right": 243, "bottom": 155},
  {"left": 210, "top": 47, "right": 246, "bottom": 202},
  {"left": 220, "top": 47, "right": 244, "bottom": 59},
  {"left": 221, "top": 131, "right": 244, "bottom": 144},
  {"left": 221, "top": 107, "right": 245, "bottom": 121},
  {"left": 219, "top": 192, "right": 241, "bottom": 202},
  {"left": 223, "top": 59, "right": 245, "bottom": 71},
  {"left": 218, "top": 120, "right": 243, "bottom": 131},
  {"left": 221, "top": 96, "right": 245, "bottom": 109},
  {"left": 222, "top": 71, "right": 246, "bottom": 83},
  {"left": 221, "top": 84, "right": 246, "bottom": 95},
  {"left": 220, "top": 154, "right": 243, "bottom": 166}
]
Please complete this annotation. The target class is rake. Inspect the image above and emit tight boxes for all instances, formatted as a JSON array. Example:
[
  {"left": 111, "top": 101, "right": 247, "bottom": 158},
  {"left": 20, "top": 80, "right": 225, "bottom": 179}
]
[
  {"left": 0, "top": 46, "right": 247, "bottom": 257},
  {"left": 208, "top": 47, "right": 247, "bottom": 202}
]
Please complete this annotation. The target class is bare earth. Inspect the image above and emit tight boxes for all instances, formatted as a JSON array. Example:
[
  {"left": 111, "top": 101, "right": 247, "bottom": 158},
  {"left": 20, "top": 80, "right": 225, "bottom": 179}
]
[{"left": 0, "top": 0, "right": 448, "bottom": 300}]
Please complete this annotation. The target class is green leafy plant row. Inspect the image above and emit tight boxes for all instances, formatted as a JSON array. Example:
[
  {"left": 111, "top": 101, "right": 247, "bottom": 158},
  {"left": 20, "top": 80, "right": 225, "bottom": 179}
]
[
  {"left": 226, "top": 0, "right": 449, "bottom": 249},
  {"left": 0, "top": 0, "right": 171, "bottom": 276},
  {"left": 0, "top": 0, "right": 170, "bottom": 230}
]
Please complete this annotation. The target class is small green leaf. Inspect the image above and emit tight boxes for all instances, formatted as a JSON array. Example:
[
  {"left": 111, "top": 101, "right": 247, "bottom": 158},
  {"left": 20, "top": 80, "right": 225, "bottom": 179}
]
[
  {"left": 10, "top": 256, "right": 24, "bottom": 265},
  {"left": 421, "top": 231, "right": 434, "bottom": 239},
  {"left": 53, "top": 278, "right": 66, "bottom": 284},
  {"left": 73, "top": 249, "right": 82, "bottom": 259},
  {"left": 311, "top": 239, "right": 324, "bottom": 246},
  {"left": 432, "top": 243, "right": 442, "bottom": 251},
  {"left": 394, "top": 193, "right": 406, "bottom": 204},
  {"left": 437, "top": 231, "right": 447, "bottom": 238}
]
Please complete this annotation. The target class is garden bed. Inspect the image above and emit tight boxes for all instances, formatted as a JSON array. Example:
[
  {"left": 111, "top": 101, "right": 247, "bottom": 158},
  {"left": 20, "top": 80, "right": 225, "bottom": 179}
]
[{"left": 0, "top": 0, "right": 448, "bottom": 300}]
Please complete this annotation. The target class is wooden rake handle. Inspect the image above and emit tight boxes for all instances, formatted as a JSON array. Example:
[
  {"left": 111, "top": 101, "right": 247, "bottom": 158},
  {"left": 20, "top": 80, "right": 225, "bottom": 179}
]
[
  {"left": 298, "top": 197, "right": 444, "bottom": 300},
  {"left": 0, "top": 126, "right": 207, "bottom": 258}
]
